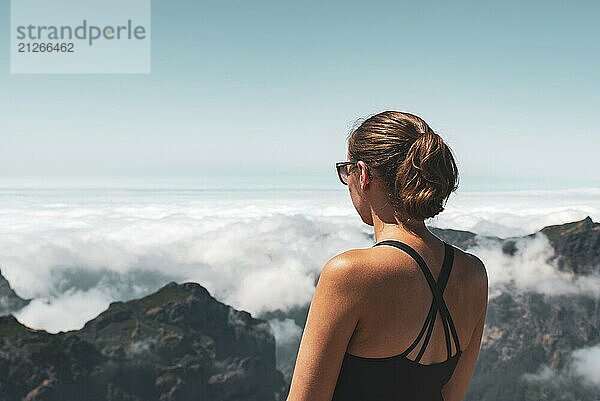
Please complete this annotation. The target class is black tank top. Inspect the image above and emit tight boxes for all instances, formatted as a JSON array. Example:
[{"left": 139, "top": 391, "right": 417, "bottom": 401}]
[{"left": 331, "top": 240, "right": 462, "bottom": 401}]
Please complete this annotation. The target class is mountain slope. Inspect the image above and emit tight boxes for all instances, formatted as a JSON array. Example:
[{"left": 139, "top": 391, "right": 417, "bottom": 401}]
[
  {"left": 0, "top": 282, "right": 286, "bottom": 401},
  {"left": 0, "top": 268, "right": 30, "bottom": 315}
]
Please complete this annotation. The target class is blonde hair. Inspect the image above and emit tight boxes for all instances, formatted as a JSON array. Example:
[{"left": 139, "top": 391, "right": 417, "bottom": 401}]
[{"left": 347, "top": 111, "right": 459, "bottom": 223}]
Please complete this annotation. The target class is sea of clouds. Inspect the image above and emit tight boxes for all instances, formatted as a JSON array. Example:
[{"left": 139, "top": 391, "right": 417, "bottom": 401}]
[
  {"left": 1, "top": 187, "right": 599, "bottom": 334},
  {"left": 2, "top": 187, "right": 599, "bottom": 386}
]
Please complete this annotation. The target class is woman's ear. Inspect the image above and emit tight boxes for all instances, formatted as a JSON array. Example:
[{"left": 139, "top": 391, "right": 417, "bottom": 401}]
[{"left": 357, "top": 161, "right": 371, "bottom": 188}]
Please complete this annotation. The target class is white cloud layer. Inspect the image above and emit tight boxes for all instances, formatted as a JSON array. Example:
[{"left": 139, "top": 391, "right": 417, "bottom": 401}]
[
  {"left": 268, "top": 318, "right": 303, "bottom": 346},
  {"left": 1, "top": 187, "right": 599, "bottom": 333},
  {"left": 571, "top": 343, "right": 600, "bottom": 386},
  {"left": 523, "top": 344, "right": 600, "bottom": 388},
  {"left": 470, "top": 233, "right": 600, "bottom": 298}
]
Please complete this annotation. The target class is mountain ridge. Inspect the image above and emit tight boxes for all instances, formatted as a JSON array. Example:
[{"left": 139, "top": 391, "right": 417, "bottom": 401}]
[{"left": 0, "top": 281, "right": 286, "bottom": 401}]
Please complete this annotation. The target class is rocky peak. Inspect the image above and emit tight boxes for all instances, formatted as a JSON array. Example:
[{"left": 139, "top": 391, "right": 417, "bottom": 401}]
[
  {"left": 539, "top": 216, "right": 600, "bottom": 275},
  {"left": 0, "top": 268, "right": 31, "bottom": 315},
  {"left": 0, "top": 281, "right": 286, "bottom": 401}
]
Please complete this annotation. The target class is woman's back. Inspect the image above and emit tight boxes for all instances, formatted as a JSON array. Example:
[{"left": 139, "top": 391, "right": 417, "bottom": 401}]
[
  {"left": 285, "top": 111, "right": 488, "bottom": 401},
  {"left": 331, "top": 236, "right": 488, "bottom": 401}
]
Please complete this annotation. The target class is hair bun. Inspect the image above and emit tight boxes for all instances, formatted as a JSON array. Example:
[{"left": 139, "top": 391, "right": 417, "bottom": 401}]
[{"left": 347, "top": 111, "right": 459, "bottom": 223}]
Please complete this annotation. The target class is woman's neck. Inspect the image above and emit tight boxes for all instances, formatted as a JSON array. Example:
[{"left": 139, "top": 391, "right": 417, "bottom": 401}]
[{"left": 373, "top": 216, "right": 433, "bottom": 243}]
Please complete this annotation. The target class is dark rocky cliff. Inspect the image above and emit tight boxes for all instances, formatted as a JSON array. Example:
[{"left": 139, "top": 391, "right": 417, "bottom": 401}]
[
  {"left": 539, "top": 216, "right": 600, "bottom": 275},
  {"left": 467, "top": 290, "right": 600, "bottom": 401},
  {"left": 464, "top": 218, "right": 600, "bottom": 400},
  {"left": 0, "top": 268, "right": 30, "bottom": 315},
  {"left": 0, "top": 282, "right": 286, "bottom": 401}
]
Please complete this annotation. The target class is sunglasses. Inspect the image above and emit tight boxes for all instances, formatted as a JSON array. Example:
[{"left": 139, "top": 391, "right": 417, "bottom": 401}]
[{"left": 335, "top": 161, "right": 357, "bottom": 185}]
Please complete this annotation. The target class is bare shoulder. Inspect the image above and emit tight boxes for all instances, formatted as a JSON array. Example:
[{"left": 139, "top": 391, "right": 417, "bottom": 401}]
[
  {"left": 320, "top": 248, "right": 371, "bottom": 282},
  {"left": 318, "top": 248, "right": 384, "bottom": 293},
  {"left": 455, "top": 246, "right": 489, "bottom": 308},
  {"left": 315, "top": 249, "right": 375, "bottom": 310},
  {"left": 462, "top": 248, "right": 488, "bottom": 289}
]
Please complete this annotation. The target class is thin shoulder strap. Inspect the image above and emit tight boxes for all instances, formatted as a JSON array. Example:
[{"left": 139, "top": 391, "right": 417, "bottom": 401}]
[
  {"left": 373, "top": 240, "right": 461, "bottom": 360},
  {"left": 437, "top": 243, "right": 461, "bottom": 353}
]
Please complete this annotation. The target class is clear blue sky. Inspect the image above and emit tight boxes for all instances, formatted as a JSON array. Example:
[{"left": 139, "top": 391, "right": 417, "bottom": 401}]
[{"left": 1, "top": 0, "right": 599, "bottom": 190}]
